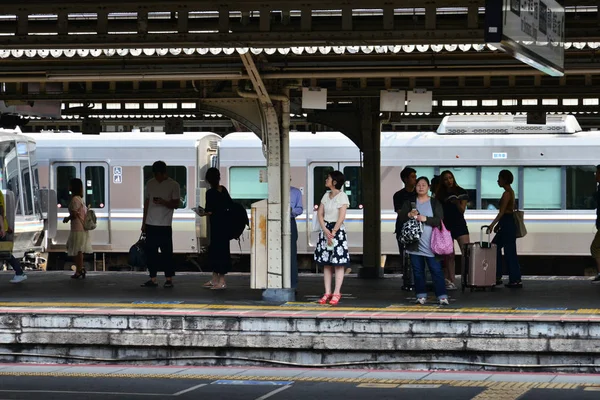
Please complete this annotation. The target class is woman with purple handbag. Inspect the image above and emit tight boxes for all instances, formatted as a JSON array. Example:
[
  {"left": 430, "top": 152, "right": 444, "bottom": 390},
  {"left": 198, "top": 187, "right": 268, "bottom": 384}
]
[
  {"left": 436, "top": 170, "right": 471, "bottom": 291},
  {"left": 397, "top": 177, "right": 449, "bottom": 306}
]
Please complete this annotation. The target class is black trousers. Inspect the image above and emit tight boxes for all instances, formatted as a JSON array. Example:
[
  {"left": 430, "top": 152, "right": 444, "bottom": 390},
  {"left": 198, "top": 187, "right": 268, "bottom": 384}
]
[
  {"left": 291, "top": 217, "right": 298, "bottom": 289},
  {"left": 145, "top": 225, "right": 174, "bottom": 278}
]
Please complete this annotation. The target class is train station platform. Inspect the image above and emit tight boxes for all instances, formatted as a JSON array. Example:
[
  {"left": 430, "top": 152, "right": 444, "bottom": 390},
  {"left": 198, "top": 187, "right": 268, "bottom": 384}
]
[{"left": 1, "top": 272, "right": 600, "bottom": 373}]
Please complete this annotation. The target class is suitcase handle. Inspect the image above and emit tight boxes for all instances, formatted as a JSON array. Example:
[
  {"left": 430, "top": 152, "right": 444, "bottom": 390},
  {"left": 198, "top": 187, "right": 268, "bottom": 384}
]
[{"left": 480, "top": 225, "right": 492, "bottom": 248}]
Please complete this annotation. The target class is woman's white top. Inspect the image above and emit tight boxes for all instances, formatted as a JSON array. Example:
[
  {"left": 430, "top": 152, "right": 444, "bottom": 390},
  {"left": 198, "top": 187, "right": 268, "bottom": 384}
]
[{"left": 320, "top": 191, "right": 350, "bottom": 222}]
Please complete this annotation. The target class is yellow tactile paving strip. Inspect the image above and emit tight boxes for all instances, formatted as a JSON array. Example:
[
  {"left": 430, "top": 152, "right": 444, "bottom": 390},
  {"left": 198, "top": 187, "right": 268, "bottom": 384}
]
[{"left": 1, "top": 301, "right": 600, "bottom": 315}]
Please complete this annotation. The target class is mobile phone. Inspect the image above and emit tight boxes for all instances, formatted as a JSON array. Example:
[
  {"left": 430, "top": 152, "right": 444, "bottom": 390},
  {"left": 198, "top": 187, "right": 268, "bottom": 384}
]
[{"left": 410, "top": 202, "right": 416, "bottom": 211}]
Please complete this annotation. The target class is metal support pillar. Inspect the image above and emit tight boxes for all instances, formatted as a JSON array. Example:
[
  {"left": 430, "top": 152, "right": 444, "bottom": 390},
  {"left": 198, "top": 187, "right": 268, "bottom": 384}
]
[
  {"left": 240, "top": 53, "right": 293, "bottom": 301},
  {"left": 358, "top": 98, "right": 383, "bottom": 278}
]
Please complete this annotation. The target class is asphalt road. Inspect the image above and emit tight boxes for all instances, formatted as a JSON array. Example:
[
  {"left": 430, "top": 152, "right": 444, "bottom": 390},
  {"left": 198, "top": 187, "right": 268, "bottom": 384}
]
[{"left": 0, "top": 374, "right": 598, "bottom": 400}]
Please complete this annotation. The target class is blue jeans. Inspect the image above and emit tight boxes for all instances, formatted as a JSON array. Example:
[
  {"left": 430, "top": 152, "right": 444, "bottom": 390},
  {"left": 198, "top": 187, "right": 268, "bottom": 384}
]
[
  {"left": 409, "top": 254, "right": 448, "bottom": 300},
  {"left": 493, "top": 214, "right": 522, "bottom": 283}
]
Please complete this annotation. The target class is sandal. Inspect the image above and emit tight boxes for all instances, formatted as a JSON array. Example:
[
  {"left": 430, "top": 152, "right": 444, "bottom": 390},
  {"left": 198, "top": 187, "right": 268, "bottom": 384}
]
[
  {"left": 329, "top": 294, "right": 342, "bottom": 306},
  {"left": 203, "top": 281, "right": 214, "bottom": 288},
  {"left": 318, "top": 293, "right": 332, "bottom": 305},
  {"left": 211, "top": 283, "right": 227, "bottom": 290}
]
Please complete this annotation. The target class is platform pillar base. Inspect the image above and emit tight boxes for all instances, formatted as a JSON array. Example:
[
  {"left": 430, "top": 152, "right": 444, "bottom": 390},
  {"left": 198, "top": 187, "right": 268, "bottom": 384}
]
[{"left": 262, "top": 288, "right": 295, "bottom": 302}]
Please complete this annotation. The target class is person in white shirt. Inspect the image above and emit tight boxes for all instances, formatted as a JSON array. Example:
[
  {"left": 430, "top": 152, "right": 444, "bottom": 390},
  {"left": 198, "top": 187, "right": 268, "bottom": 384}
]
[
  {"left": 314, "top": 170, "right": 350, "bottom": 306},
  {"left": 141, "top": 161, "right": 181, "bottom": 288}
]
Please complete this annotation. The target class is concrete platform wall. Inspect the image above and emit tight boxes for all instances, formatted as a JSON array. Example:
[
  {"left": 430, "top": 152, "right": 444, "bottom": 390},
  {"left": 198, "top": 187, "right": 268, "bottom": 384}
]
[{"left": 1, "top": 313, "right": 600, "bottom": 372}]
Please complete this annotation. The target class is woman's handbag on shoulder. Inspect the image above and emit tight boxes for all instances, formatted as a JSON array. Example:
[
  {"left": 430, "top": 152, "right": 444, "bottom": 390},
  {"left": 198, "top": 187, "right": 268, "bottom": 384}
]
[
  {"left": 513, "top": 209, "right": 527, "bottom": 238},
  {"left": 399, "top": 218, "right": 423, "bottom": 246},
  {"left": 430, "top": 220, "right": 454, "bottom": 255}
]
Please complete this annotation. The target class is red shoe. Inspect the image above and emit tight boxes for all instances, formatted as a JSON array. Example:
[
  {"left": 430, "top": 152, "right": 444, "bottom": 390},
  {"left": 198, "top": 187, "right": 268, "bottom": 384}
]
[
  {"left": 318, "top": 293, "right": 332, "bottom": 304},
  {"left": 329, "top": 294, "right": 342, "bottom": 306}
]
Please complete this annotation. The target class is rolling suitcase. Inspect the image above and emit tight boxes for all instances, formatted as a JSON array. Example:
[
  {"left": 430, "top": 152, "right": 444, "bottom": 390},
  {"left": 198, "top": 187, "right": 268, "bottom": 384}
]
[{"left": 461, "top": 225, "right": 497, "bottom": 292}]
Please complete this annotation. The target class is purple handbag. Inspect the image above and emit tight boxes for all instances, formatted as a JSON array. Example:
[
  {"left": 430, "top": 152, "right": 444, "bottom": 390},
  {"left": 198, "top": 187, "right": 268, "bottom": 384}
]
[{"left": 430, "top": 220, "right": 454, "bottom": 255}]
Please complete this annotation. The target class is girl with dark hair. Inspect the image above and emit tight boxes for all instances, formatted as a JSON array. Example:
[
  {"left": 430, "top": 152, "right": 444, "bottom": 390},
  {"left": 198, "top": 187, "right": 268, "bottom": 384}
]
[
  {"left": 63, "top": 178, "right": 92, "bottom": 279},
  {"left": 200, "top": 167, "right": 232, "bottom": 290},
  {"left": 488, "top": 169, "right": 522, "bottom": 288},
  {"left": 436, "top": 170, "right": 470, "bottom": 291},
  {"left": 314, "top": 170, "right": 350, "bottom": 306},
  {"left": 398, "top": 176, "right": 448, "bottom": 305}
]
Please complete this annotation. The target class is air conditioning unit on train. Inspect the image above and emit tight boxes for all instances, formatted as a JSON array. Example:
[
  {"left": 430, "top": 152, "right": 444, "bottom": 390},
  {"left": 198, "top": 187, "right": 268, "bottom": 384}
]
[{"left": 436, "top": 115, "right": 582, "bottom": 135}]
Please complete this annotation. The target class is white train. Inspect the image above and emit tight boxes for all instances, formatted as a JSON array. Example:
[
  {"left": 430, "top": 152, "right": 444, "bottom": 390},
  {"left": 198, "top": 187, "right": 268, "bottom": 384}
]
[
  {"left": 0, "top": 128, "right": 54, "bottom": 263},
  {"left": 25, "top": 115, "right": 599, "bottom": 269}
]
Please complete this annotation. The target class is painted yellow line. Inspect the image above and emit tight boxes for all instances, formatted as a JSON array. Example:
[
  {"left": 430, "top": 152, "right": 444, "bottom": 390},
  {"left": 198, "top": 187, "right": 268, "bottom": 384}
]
[
  {"left": 357, "top": 383, "right": 398, "bottom": 388},
  {"left": 0, "top": 301, "right": 598, "bottom": 315}
]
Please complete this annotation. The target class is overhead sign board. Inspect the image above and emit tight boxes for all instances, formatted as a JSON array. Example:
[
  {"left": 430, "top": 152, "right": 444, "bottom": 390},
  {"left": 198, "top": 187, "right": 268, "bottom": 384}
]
[{"left": 485, "top": 0, "right": 565, "bottom": 77}]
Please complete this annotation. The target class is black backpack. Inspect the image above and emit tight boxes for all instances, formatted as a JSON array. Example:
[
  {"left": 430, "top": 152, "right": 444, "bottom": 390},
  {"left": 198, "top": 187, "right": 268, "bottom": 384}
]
[{"left": 227, "top": 202, "right": 249, "bottom": 241}]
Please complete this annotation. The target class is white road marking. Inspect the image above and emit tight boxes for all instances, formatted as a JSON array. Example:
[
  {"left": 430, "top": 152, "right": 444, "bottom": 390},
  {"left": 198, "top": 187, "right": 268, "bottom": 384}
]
[
  {"left": 173, "top": 383, "right": 207, "bottom": 396},
  {"left": 254, "top": 385, "right": 292, "bottom": 400}
]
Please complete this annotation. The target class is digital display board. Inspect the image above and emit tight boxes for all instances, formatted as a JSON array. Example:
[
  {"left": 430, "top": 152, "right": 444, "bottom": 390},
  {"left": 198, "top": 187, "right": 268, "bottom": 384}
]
[{"left": 485, "top": 0, "right": 565, "bottom": 77}]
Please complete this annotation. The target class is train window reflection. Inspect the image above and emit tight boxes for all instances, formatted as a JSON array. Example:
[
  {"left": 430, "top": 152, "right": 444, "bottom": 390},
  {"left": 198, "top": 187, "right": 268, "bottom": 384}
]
[
  {"left": 56, "top": 166, "right": 76, "bottom": 209},
  {"left": 229, "top": 166, "right": 268, "bottom": 210},
  {"left": 481, "top": 167, "right": 519, "bottom": 210},
  {"left": 523, "top": 167, "right": 561, "bottom": 209},
  {"left": 342, "top": 166, "right": 362, "bottom": 210},
  {"left": 143, "top": 165, "right": 187, "bottom": 209},
  {"left": 566, "top": 166, "right": 597, "bottom": 210},
  {"left": 85, "top": 166, "right": 106, "bottom": 209},
  {"left": 313, "top": 166, "right": 334, "bottom": 208},
  {"left": 439, "top": 167, "right": 477, "bottom": 210}
]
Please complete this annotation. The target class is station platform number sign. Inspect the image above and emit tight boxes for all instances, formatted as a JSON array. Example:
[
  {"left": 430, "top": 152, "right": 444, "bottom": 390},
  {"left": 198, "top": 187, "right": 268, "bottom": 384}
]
[{"left": 113, "top": 166, "right": 123, "bottom": 184}]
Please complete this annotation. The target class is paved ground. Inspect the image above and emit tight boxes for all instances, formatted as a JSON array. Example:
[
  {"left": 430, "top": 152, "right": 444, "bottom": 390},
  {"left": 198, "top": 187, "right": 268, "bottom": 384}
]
[
  {"left": 0, "top": 364, "right": 599, "bottom": 400},
  {"left": 0, "top": 271, "right": 599, "bottom": 310}
]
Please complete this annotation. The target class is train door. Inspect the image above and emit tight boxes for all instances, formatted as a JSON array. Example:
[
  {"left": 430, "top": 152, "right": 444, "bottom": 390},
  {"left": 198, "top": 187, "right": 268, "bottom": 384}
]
[
  {"left": 308, "top": 162, "right": 363, "bottom": 250},
  {"left": 52, "top": 162, "right": 110, "bottom": 247}
]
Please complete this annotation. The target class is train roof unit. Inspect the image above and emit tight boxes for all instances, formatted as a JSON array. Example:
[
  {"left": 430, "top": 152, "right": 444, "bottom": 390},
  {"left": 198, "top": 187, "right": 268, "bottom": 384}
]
[{"left": 437, "top": 115, "right": 582, "bottom": 135}]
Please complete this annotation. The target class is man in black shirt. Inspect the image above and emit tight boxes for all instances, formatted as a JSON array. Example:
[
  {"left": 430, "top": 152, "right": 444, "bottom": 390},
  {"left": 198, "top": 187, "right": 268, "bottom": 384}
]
[
  {"left": 591, "top": 165, "right": 600, "bottom": 283},
  {"left": 393, "top": 167, "right": 417, "bottom": 290}
]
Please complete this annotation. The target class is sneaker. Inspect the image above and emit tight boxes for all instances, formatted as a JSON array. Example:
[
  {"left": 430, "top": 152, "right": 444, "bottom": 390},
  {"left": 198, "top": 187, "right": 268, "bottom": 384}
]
[
  {"left": 164, "top": 281, "right": 174, "bottom": 288},
  {"left": 439, "top": 298, "right": 450, "bottom": 306},
  {"left": 140, "top": 280, "right": 158, "bottom": 287},
  {"left": 9, "top": 274, "right": 27, "bottom": 284},
  {"left": 415, "top": 297, "right": 426, "bottom": 305},
  {"left": 591, "top": 274, "right": 600, "bottom": 284}
]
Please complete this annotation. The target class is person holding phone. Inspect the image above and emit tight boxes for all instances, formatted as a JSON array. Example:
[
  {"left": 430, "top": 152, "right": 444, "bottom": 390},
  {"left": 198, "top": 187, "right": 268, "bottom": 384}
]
[
  {"left": 141, "top": 161, "right": 181, "bottom": 288},
  {"left": 397, "top": 176, "right": 448, "bottom": 305}
]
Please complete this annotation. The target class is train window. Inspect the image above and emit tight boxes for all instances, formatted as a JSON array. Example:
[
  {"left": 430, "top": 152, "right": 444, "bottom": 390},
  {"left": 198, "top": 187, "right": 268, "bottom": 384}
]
[
  {"left": 342, "top": 166, "right": 363, "bottom": 210},
  {"left": 566, "top": 166, "right": 597, "bottom": 210},
  {"left": 84, "top": 166, "right": 106, "bottom": 209},
  {"left": 228, "top": 166, "right": 268, "bottom": 210},
  {"left": 22, "top": 168, "right": 34, "bottom": 215},
  {"left": 56, "top": 166, "right": 76, "bottom": 209},
  {"left": 438, "top": 167, "right": 477, "bottom": 209},
  {"left": 481, "top": 167, "right": 519, "bottom": 210},
  {"left": 523, "top": 167, "right": 561, "bottom": 209},
  {"left": 313, "top": 166, "right": 334, "bottom": 208},
  {"left": 143, "top": 166, "right": 187, "bottom": 209},
  {"left": 5, "top": 150, "right": 21, "bottom": 215}
]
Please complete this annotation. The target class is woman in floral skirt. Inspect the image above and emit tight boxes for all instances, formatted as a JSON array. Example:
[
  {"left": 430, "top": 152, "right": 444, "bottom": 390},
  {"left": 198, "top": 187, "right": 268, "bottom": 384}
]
[{"left": 314, "top": 170, "right": 350, "bottom": 306}]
